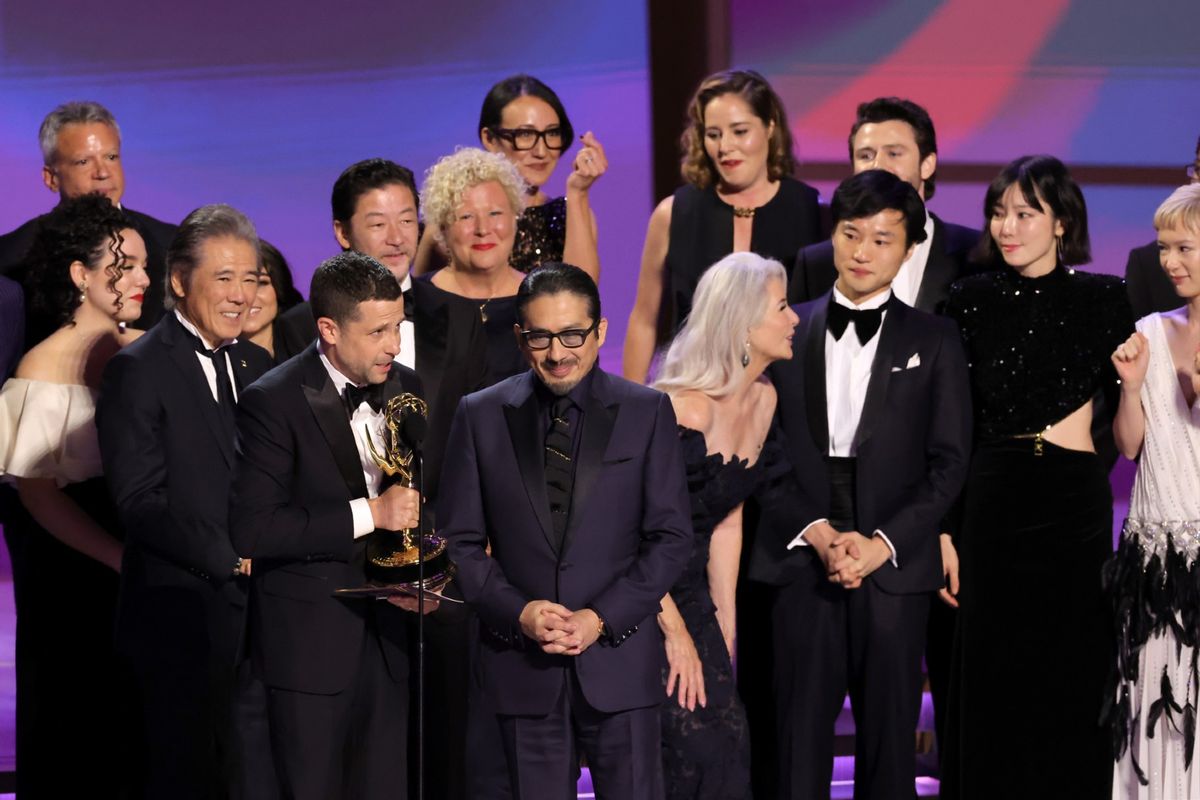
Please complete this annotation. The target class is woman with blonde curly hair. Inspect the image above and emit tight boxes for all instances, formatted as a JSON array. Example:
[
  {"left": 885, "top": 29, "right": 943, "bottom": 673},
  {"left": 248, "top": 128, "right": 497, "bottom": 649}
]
[
  {"left": 623, "top": 69, "right": 821, "bottom": 384},
  {"left": 418, "top": 147, "right": 530, "bottom": 384},
  {"left": 651, "top": 251, "right": 798, "bottom": 799}
]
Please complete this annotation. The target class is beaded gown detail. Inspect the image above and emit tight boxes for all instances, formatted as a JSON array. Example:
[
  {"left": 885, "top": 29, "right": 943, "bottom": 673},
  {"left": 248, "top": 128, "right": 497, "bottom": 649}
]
[
  {"left": 1105, "top": 312, "right": 1200, "bottom": 799},
  {"left": 661, "top": 426, "right": 789, "bottom": 800},
  {"left": 510, "top": 196, "right": 566, "bottom": 273}
]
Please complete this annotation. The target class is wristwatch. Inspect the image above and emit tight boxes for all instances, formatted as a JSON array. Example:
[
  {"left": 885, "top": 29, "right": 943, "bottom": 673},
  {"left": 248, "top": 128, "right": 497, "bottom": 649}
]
[{"left": 232, "top": 557, "right": 244, "bottom": 577}]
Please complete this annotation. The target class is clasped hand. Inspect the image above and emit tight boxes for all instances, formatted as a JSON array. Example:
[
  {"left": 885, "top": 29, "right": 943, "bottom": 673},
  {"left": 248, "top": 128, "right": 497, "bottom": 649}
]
[
  {"left": 808, "top": 522, "right": 891, "bottom": 589},
  {"left": 519, "top": 600, "right": 602, "bottom": 656}
]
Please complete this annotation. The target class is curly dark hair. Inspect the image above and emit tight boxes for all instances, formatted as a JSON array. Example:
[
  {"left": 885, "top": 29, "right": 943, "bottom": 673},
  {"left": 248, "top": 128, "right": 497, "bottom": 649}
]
[
  {"left": 680, "top": 69, "right": 795, "bottom": 189},
  {"left": 22, "top": 193, "right": 135, "bottom": 336}
]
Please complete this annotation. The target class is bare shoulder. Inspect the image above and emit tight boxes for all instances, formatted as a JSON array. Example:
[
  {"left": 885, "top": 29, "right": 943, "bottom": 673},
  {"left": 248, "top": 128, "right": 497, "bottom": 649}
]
[
  {"left": 649, "top": 194, "right": 675, "bottom": 228},
  {"left": 670, "top": 389, "right": 714, "bottom": 433},
  {"left": 14, "top": 331, "right": 71, "bottom": 382}
]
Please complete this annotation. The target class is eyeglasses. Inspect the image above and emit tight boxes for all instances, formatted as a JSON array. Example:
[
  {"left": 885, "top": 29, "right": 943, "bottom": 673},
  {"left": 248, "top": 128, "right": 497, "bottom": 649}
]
[
  {"left": 1189, "top": 162, "right": 1200, "bottom": 182},
  {"left": 490, "top": 126, "right": 566, "bottom": 152},
  {"left": 520, "top": 323, "right": 597, "bottom": 350}
]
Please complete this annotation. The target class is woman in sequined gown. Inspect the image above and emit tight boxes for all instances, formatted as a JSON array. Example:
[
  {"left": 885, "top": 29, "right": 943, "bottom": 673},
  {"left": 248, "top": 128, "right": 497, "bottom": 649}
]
[
  {"left": 1107, "top": 183, "right": 1200, "bottom": 799},
  {"left": 941, "top": 156, "right": 1133, "bottom": 799},
  {"left": 413, "top": 74, "right": 606, "bottom": 281},
  {"left": 650, "top": 252, "right": 797, "bottom": 800},
  {"left": 0, "top": 195, "right": 150, "bottom": 797}
]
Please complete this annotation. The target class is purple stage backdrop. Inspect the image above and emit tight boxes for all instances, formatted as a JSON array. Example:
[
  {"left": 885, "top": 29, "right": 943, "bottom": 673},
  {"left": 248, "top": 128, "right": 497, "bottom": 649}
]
[{"left": 731, "top": 0, "right": 1200, "bottom": 278}]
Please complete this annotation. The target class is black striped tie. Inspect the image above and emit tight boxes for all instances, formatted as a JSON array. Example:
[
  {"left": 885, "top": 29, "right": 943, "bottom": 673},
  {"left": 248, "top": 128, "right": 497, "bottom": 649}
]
[{"left": 544, "top": 396, "right": 575, "bottom": 552}]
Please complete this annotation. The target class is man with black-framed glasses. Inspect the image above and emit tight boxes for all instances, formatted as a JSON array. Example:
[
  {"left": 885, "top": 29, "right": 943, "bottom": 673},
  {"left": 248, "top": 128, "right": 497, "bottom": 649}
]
[
  {"left": 1125, "top": 134, "right": 1200, "bottom": 318},
  {"left": 440, "top": 262, "right": 693, "bottom": 799}
]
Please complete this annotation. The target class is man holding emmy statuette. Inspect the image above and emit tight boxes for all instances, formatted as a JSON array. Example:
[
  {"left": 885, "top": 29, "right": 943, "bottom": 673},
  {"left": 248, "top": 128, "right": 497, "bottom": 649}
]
[
  {"left": 440, "top": 262, "right": 694, "bottom": 800},
  {"left": 230, "top": 251, "right": 442, "bottom": 800}
]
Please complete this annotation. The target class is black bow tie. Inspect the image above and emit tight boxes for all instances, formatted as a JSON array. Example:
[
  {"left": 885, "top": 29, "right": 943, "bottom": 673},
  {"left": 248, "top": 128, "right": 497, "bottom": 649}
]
[
  {"left": 343, "top": 382, "right": 386, "bottom": 416},
  {"left": 827, "top": 297, "right": 890, "bottom": 346},
  {"left": 403, "top": 288, "right": 415, "bottom": 320}
]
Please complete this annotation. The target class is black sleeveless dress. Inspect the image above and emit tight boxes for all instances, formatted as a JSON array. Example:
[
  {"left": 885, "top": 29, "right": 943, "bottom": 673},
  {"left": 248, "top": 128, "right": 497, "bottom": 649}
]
[
  {"left": 661, "top": 426, "right": 789, "bottom": 800},
  {"left": 662, "top": 178, "right": 820, "bottom": 342}
]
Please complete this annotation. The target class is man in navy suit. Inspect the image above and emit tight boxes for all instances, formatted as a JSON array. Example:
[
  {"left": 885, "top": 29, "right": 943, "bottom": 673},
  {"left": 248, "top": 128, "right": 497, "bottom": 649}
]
[
  {"left": 441, "top": 262, "right": 693, "bottom": 800},
  {"left": 230, "top": 251, "right": 428, "bottom": 800},
  {"left": 97, "top": 204, "right": 274, "bottom": 798},
  {"left": 751, "top": 171, "right": 972, "bottom": 799}
]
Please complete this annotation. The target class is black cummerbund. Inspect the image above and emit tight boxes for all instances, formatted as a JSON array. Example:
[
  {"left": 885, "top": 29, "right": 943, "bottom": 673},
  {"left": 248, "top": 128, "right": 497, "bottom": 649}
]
[{"left": 825, "top": 456, "right": 857, "bottom": 533}]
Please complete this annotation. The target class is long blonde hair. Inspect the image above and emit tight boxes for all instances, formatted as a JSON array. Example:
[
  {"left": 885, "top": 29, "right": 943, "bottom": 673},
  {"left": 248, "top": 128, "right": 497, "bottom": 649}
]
[{"left": 652, "top": 252, "right": 786, "bottom": 398}]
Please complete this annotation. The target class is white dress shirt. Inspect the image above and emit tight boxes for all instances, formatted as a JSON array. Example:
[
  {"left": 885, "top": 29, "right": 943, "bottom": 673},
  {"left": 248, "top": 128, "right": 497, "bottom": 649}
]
[
  {"left": 175, "top": 310, "right": 239, "bottom": 403},
  {"left": 789, "top": 287, "right": 898, "bottom": 566},
  {"left": 397, "top": 274, "right": 416, "bottom": 370},
  {"left": 318, "top": 346, "right": 386, "bottom": 539},
  {"left": 888, "top": 215, "right": 936, "bottom": 308}
]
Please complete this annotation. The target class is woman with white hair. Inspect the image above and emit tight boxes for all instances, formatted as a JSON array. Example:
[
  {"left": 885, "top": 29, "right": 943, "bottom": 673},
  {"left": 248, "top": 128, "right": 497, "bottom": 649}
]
[
  {"left": 418, "top": 147, "right": 530, "bottom": 384},
  {"left": 652, "top": 251, "right": 798, "bottom": 799}
]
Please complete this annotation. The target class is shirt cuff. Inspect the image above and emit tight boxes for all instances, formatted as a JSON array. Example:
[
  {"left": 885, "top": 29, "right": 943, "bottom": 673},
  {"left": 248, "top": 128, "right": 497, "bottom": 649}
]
[
  {"left": 873, "top": 530, "right": 898, "bottom": 568},
  {"left": 787, "top": 519, "right": 829, "bottom": 550},
  {"left": 350, "top": 498, "right": 375, "bottom": 539}
]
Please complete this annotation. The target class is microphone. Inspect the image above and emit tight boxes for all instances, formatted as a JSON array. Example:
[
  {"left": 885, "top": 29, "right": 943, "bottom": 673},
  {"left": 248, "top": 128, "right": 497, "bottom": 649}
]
[{"left": 401, "top": 413, "right": 428, "bottom": 451}]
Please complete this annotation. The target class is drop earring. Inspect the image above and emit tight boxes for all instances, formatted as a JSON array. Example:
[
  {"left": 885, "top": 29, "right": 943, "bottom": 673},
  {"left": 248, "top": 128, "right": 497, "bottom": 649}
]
[
  {"left": 741, "top": 340, "right": 751, "bottom": 368},
  {"left": 1056, "top": 235, "right": 1065, "bottom": 266},
  {"left": 79, "top": 283, "right": 87, "bottom": 303}
]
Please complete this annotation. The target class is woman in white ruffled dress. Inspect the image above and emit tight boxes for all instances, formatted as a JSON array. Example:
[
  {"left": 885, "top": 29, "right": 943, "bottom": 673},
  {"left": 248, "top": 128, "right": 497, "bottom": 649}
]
[
  {"left": 0, "top": 194, "right": 150, "bottom": 797},
  {"left": 1108, "top": 183, "right": 1200, "bottom": 799}
]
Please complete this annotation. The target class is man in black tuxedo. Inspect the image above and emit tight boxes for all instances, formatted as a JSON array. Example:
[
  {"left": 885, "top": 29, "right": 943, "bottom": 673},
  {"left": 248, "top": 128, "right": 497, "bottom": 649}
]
[
  {"left": 441, "top": 263, "right": 693, "bottom": 800},
  {"left": 230, "top": 251, "right": 429, "bottom": 799},
  {"left": 1124, "top": 136, "right": 1198, "bottom": 319},
  {"left": 0, "top": 101, "right": 177, "bottom": 334},
  {"left": 97, "top": 204, "right": 274, "bottom": 798},
  {"left": 275, "top": 158, "right": 487, "bottom": 502},
  {"left": 751, "top": 171, "right": 972, "bottom": 799},
  {"left": 789, "top": 97, "right": 979, "bottom": 313}
]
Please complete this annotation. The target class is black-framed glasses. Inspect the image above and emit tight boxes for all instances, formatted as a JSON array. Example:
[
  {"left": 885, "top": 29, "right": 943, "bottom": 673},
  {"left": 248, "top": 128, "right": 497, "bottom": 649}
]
[
  {"left": 1189, "top": 162, "right": 1200, "bottom": 182},
  {"left": 520, "top": 323, "right": 597, "bottom": 350},
  {"left": 490, "top": 126, "right": 567, "bottom": 152}
]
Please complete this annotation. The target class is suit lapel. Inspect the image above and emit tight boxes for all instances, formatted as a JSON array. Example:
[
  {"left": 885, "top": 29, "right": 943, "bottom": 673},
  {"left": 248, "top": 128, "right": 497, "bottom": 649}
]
[
  {"left": 503, "top": 373, "right": 556, "bottom": 553},
  {"left": 853, "top": 301, "right": 905, "bottom": 450},
  {"left": 914, "top": 215, "right": 954, "bottom": 313},
  {"left": 300, "top": 345, "right": 369, "bottom": 499},
  {"left": 803, "top": 299, "right": 830, "bottom": 455},
  {"left": 163, "top": 314, "right": 235, "bottom": 467},
  {"left": 561, "top": 371, "right": 618, "bottom": 557}
]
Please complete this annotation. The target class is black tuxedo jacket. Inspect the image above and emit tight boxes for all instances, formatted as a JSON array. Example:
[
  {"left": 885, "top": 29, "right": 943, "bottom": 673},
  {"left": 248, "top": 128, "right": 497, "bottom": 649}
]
[
  {"left": 750, "top": 297, "right": 973, "bottom": 594},
  {"left": 1125, "top": 240, "right": 1183, "bottom": 319},
  {"left": 440, "top": 369, "right": 693, "bottom": 716},
  {"left": 789, "top": 214, "right": 980, "bottom": 313},
  {"left": 97, "top": 312, "right": 273, "bottom": 664},
  {"left": 273, "top": 278, "right": 487, "bottom": 501},
  {"left": 229, "top": 344, "right": 418, "bottom": 695},
  {"left": 0, "top": 206, "right": 177, "bottom": 336}
]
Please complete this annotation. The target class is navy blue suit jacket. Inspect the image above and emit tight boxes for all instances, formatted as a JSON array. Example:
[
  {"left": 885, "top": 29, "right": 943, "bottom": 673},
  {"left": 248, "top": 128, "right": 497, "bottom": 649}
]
[
  {"left": 750, "top": 297, "right": 973, "bottom": 594},
  {"left": 440, "top": 368, "right": 693, "bottom": 716}
]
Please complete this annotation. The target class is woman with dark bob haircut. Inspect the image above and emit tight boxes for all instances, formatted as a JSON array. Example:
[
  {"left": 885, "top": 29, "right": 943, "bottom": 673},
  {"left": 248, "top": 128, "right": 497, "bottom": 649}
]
[
  {"left": 939, "top": 155, "right": 1133, "bottom": 798},
  {"left": 622, "top": 69, "right": 821, "bottom": 383},
  {"left": 0, "top": 192, "right": 150, "bottom": 796},
  {"left": 412, "top": 74, "right": 606, "bottom": 281},
  {"left": 241, "top": 238, "right": 303, "bottom": 362}
]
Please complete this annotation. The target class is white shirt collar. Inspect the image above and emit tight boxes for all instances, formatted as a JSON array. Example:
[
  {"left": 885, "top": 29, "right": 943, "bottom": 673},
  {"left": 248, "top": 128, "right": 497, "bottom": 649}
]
[
  {"left": 832, "top": 286, "right": 892, "bottom": 311},
  {"left": 174, "top": 308, "right": 237, "bottom": 351},
  {"left": 317, "top": 341, "right": 362, "bottom": 392}
]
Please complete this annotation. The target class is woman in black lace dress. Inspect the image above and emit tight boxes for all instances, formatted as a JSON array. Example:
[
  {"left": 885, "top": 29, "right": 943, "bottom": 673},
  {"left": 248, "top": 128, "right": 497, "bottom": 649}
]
[
  {"left": 413, "top": 74, "right": 606, "bottom": 281},
  {"left": 650, "top": 252, "right": 798, "bottom": 799}
]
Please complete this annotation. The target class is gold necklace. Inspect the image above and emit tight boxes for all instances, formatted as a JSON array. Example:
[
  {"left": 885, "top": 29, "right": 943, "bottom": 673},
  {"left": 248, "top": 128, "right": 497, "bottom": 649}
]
[{"left": 732, "top": 206, "right": 756, "bottom": 219}]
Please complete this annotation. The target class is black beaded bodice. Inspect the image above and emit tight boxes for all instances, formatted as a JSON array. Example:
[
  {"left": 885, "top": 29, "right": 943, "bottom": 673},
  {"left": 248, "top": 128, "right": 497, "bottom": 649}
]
[
  {"left": 510, "top": 196, "right": 566, "bottom": 273},
  {"left": 945, "top": 265, "right": 1133, "bottom": 442}
]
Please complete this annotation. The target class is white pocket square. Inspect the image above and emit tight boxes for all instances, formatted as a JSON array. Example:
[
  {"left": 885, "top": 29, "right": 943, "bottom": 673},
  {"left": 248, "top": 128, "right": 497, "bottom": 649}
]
[{"left": 905, "top": 353, "right": 921, "bottom": 369}]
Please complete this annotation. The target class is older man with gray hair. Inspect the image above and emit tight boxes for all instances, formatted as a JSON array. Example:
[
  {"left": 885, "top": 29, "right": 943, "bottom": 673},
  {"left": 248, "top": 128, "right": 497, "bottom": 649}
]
[
  {"left": 97, "top": 203, "right": 275, "bottom": 798},
  {"left": 0, "top": 100, "right": 178, "bottom": 333}
]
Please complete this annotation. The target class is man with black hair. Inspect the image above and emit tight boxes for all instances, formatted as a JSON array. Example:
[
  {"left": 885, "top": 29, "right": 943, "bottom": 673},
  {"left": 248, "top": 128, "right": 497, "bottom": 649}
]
[
  {"left": 751, "top": 170, "right": 972, "bottom": 799},
  {"left": 440, "top": 262, "right": 693, "bottom": 800},
  {"left": 1124, "top": 135, "right": 1199, "bottom": 318},
  {"left": 230, "top": 251, "right": 429, "bottom": 799},
  {"left": 790, "top": 97, "right": 980, "bottom": 313}
]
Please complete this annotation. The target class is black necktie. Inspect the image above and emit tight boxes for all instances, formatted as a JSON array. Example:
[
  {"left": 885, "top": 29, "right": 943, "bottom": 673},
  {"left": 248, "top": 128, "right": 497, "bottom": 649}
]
[
  {"left": 190, "top": 335, "right": 237, "bottom": 434},
  {"left": 827, "top": 297, "right": 890, "bottom": 346},
  {"left": 402, "top": 288, "right": 415, "bottom": 320},
  {"left": 343, "top": 382, "right": 386, "bottom": 417},
  {"left": 544, "top": 396, "right": 576, "bottom": 552}
]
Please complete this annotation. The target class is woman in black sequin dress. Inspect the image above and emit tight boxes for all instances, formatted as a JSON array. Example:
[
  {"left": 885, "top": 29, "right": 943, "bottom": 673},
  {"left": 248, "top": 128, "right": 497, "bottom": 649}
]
[
  {"left": 651, "top": 252, "right": 798, "bottom": 799},
  {"left": 413, "top": 74, "right": 606, "bottom": 281},
  {"left": 940, "top": 156, "right": 1133, "bottom": 798}
]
